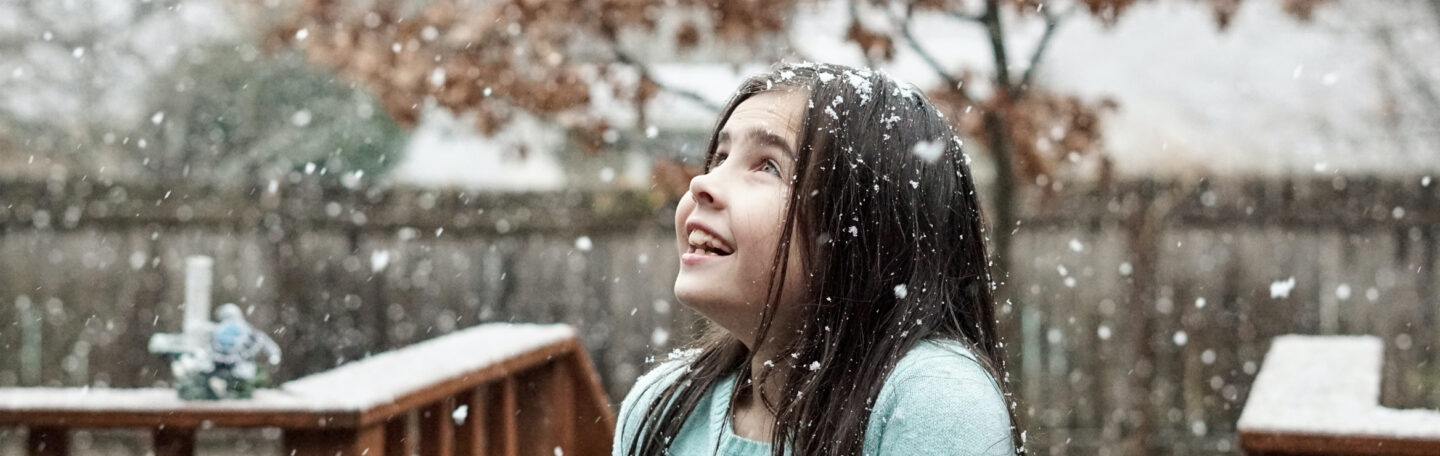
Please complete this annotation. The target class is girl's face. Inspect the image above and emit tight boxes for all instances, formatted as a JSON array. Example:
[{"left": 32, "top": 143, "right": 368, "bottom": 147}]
[{"left": 674, "top": 89, "right": 811, "bottom": 347}]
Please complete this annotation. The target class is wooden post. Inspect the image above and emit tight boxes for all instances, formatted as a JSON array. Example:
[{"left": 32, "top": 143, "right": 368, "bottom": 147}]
[
  {"left": 284, "top": 424, "right": 386, "bottom": 456},
  {"left": 385, "top": 414, "right": 409, "bottom": 456},
  {"left": 485, "top": 377, "right": 519, "bottom": 456},
  {"left": 419, "top": 396, "right": 456, "bottom": 456},
  {"left": 1122, "top": 183, "right": 1160, "bottom": 456},
  {"left": 548, "top": 359, "right": 576, "bottom": 455},
  {"left": 153, "top": 426, "right": 196, "bottom": 456},
  {"left": 26, "top": 426, "right": 67, "bottom": 456},
  {"left": 568, "top": 347, "right": 618, "bottom": 455},
  {"left": 454, "top": 387, "right": 486, "bottom": 456}
]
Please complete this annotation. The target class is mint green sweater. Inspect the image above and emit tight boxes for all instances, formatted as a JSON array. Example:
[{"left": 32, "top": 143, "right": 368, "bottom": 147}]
[{"left": 612, "top": 340, "right": 1017, "bottom": 455}]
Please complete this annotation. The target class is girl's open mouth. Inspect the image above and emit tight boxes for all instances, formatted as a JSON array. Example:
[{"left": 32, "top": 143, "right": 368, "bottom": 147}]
[{"left": 686, "top": 228, "right": 734, "bottom": 256}]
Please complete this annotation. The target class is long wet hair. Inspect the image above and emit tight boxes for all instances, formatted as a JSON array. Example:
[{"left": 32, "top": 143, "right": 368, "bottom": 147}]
[{"left": 628, "top": 62, "right": 1023, "bottom": 456}]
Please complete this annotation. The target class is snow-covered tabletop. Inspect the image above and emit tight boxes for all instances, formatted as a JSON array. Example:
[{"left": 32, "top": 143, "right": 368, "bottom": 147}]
[
  {"left": 1238, "top": 335, "right": 1440, "bottom": 441},
  {"left": 0, "top": 323, "right": 577, "bottom": 426}
]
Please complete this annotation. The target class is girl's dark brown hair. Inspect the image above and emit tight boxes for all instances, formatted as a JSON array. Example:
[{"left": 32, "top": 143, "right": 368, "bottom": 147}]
[{"left": 627, "top": 62, "right": 1023, "bottom": 456}]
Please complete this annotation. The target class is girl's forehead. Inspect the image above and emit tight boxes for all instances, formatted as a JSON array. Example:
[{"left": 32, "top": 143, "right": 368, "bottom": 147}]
[{"left": 721, "top": 90, "right": 808, "bottom": 146}]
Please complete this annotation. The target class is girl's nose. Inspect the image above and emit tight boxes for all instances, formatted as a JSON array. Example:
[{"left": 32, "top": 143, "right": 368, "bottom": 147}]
[{"left": 688, "top": 172, "right": 724, "bottom": 210}]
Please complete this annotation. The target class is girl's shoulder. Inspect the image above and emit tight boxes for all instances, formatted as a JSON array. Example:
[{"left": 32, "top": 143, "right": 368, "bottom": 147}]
[
  {"left": 891, "top": 338, "right": 988, "bottom": 375},
  {"left": 623, "top": 354, "right": 694, "bottom": 408},
  {"left": 867, "top": 339, "right": 1016, "bottom": 455},
  {"left": 612, "top": 353, "right": 697, "bottom": 455}
]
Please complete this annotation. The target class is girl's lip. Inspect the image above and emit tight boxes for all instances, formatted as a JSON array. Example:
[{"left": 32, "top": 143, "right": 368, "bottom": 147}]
[{"left": 681, "top": 248, "right": 727, "bottom": 265}]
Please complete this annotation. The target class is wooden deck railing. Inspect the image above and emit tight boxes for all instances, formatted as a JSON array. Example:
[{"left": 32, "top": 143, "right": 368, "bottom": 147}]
[
  {"left": 1237, "top": 335, "right": 1440, "bottom": 455},
  {"left": 0, "top": 323, "right": 615, "bottom": 456}
]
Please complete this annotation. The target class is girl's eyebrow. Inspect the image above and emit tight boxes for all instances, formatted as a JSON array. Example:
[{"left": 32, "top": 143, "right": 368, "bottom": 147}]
[{"left": 718, "top": 129, "right": 795, "bottom": 161}]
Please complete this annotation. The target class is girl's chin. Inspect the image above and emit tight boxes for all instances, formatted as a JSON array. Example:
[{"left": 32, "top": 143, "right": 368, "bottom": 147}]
[{"left": 672, "top": 284, "right": 733, "bottom": 314}]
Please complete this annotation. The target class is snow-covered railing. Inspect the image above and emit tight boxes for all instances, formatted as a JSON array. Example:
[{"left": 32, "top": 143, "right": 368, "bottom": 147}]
[
  {"left": 0, "top": 323, "right": 615, "bottom": 456},
  {"left": 1238, "top": 335, "right": 1440, "bottom": 455}
]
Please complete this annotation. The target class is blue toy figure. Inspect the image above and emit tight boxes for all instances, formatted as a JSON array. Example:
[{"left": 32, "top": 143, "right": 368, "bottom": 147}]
[
  {"left": 157, "top": 303, "right": 282, "bottom": 400},
  {"left": 210, "top": 303, "right": 282, "bottom": 383},
  {"left": 148, "top": 256, "right": 282, "bottom": 400}
]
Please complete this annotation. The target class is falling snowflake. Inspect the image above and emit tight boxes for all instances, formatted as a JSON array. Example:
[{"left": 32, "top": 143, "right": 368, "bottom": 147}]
[
  {"left": 291, "top": 109, "right": 313, "bottom": 127},
  {"left": 429, "top": 67, "right": 446, "bottom": 87},
  {"left": 911, "top": 139, "right": 943, "bottom": 163},
  {"left": 370, "top": 250, "right": 391, "bottom": 273},
  {"left": 575, "top": 236, "right": 593, "bottom": 252},
  {"left": 893, "top": 284, "right": 908, "bottom": 299},
  {"left": 1269, "top": 276, "right": 1296, "bottom": 299}
]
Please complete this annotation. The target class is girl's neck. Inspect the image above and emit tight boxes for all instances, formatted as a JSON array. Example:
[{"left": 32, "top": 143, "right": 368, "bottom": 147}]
[
  {"left": 733, "top": 337, "right": 796, "bottom": 432},
  {"left": 731, "top": 347, "right": 790, "bottom": 442}
]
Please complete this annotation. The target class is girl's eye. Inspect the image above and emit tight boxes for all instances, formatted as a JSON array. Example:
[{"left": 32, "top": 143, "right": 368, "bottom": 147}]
[
  {"left": 761, "top": 158, "right": 782, "bottom": 176},
  {"left": 712, "top": 153, "right": 729, "bottom": 168}
]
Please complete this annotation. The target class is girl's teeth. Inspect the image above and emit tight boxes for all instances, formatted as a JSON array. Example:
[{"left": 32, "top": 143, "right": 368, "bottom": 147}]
[{"left": 688, "top": 230, "right": 729, "bottom": 254}]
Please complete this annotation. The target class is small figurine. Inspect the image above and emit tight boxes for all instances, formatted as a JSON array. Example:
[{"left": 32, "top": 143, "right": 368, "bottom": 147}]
[
  {"left": 175, "top": 303, "right": 282, "bottom": 400},
  {"left": 149, "top": 256, "right": 282, "bottom": 400}
]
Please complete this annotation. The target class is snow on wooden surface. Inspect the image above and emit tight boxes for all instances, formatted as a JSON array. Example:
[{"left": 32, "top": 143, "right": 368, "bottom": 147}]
[
  {"left": 0, "top": 387, "right": 312, "bottom": 412},
  {"left": 1238, "top": 335, "right": 1440, "bottom": 439},
  {"left": 283, "top": 323, "right": 575, "bottom": 409},
  {"left": 0, "top": 323, "right": 575, "bottom": 413}
]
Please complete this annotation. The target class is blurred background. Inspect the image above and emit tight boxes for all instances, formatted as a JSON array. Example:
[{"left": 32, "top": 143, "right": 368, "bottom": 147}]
[{"left": 0, "top": 0, "right": 1437, "bottom": 454}]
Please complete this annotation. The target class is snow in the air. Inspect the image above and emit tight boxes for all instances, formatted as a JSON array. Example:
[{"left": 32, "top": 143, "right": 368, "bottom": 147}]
[
  {"left": 910, "top": 139, "right": 944, "bottom": 163},
  {"left": 1270, "top": 276, "right": 1297, "bottom": 299}
]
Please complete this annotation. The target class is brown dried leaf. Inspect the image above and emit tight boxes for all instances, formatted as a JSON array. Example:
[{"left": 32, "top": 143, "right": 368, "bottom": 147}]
[
  {"left": 845, "top": 19, "right": 896, "bottom": 62},
  {"left": 650, "top": 156, "right": 702, "bottom": 200}
]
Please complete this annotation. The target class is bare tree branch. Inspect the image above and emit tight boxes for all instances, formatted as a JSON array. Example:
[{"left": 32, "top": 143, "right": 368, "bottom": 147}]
[
  {"left": 848, "top": 0, "right": 877, "bottom": 68},
  {"left": 613, "top": 49, "right": 722, "bottom": 114},
  {"left": 947, "top": 11, "right": 986, "bottom": 23},
  {"left": 1374, "top": 24, "right": 1440, "bottom": 116},
  {"left": 981, "top": 0, "right": 1013, "bottom": 94},
  {"left": 888, "top": 4, "right": 970, "bottom": 101},
  {"left": 1015, "top": 5, "right": 1075, "bottom": 98},
  {"left": 1429, "top": 0, "right": 1440, "bottom": 30}
]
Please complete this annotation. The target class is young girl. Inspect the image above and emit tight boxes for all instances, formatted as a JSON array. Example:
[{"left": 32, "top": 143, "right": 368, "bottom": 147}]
[{"left": 615, "top": 62, "right": 1022, "bottom": 456}]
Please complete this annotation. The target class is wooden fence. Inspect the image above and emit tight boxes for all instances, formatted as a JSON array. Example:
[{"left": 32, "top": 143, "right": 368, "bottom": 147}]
[{"left": 0, "top": 175, "right": 1436, "bottom": 455}]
